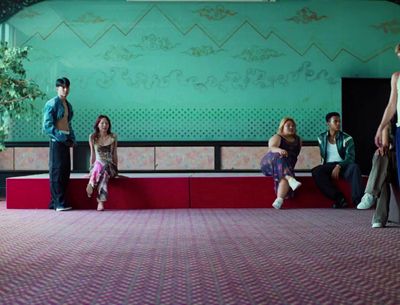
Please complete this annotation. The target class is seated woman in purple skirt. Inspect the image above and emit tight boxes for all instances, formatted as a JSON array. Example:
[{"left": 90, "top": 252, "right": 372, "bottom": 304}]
[
  {"left": 86, "top": 115, "right": 118, "bottom": 211},
  {"left": 260, "top": 117, "right": 302, "bottom": 209}
]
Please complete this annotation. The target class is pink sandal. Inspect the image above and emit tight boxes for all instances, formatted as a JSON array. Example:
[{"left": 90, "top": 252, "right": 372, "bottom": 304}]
[{"left": 97, "top": 201, "right": 104, "bottom": 211}]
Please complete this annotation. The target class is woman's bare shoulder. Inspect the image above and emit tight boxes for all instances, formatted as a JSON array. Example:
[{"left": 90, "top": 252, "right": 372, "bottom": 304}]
[
  {"left": 89, "top": 133, "right": 95, "bottom": 142},
  {"left": 268, "top": 134, "right": 281, "bottom": 146},
  {"left": 269, "top": 134, "right": 281, "bottom": 141}
]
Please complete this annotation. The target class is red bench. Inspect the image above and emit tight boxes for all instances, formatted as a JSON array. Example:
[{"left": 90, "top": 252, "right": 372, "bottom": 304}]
[{"left": 6, "top": 173, "right": 364, "bottom": 209}]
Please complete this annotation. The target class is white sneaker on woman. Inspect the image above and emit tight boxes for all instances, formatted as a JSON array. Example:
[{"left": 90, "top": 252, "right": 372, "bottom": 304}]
[
  {"left": 272, "top": 198, "right": 284, "bottom": 209},
  {"left": 288, "top": 178, "right": 302, "bottom": 191}
]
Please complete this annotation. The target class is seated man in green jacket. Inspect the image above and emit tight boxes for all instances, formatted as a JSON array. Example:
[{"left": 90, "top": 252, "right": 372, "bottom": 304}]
[{"left": 312, "top": 112, "right": 364, "bottom": 208}]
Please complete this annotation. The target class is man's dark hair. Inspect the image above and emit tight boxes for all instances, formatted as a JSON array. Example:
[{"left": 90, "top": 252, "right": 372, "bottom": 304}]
[
  {"left": 56, "top": 77, "right": 70, "bottom": 88},
  {"left": 325, "top": 112, "right": 340, "bottom": 122}
]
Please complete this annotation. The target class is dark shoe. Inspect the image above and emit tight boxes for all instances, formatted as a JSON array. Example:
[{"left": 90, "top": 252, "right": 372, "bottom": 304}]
[{"left": 333, "top": 197, "right": 348, "bottom": 209}]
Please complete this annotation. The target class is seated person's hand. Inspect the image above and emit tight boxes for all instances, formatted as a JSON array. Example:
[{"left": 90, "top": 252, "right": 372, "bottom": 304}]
[
  {"left": 378, "top": 145, "right": 388, "bottom": 156},
  {"left": 278, "top": 148, "right": 288, "bottom": 157},
  {"left": 331, "top": 164, "right": 340, "bottom": 180}
]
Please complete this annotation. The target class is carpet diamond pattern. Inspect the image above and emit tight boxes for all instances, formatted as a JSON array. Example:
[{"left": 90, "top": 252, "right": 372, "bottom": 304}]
[{"left": 0, "top": 203, "right": 399, "bottom": 305}]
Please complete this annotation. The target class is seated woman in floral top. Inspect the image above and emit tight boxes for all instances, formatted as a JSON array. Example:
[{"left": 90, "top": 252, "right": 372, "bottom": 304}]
[
  {"left": 86, "top": 115, "right": 118, "bottom": 211},
  {"left": 260, "top": 117, "right": 302, "bottom": 209}
]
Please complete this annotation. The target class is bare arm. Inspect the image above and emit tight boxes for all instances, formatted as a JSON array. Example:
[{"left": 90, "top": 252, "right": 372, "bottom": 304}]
[
  {"left": 375, "top": 72, "right": 399, "bottom": 147},
  {"left": 268, "top": 134, "right": 287, "bottom": 157},
  {"left": 331, "top": 165, "right": 340, "bottom": 180}
]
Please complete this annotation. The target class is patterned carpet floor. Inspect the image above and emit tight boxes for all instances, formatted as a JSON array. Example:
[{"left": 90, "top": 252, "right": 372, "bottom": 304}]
[{"left": 0, "top": 201, "right": 399, "bottom": 305}]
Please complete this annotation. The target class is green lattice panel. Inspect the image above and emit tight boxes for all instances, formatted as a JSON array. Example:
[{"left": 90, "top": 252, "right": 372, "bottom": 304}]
[{"left": 8, "top": 107, "right": 330, "bottom": 142}]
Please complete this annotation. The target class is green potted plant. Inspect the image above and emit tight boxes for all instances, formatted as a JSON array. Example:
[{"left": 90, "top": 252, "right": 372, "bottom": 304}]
[{"left": 0, "top": 42, "right": 45, "bottom": 151}]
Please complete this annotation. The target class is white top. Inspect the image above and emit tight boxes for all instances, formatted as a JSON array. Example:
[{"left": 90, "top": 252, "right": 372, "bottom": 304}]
[{"left": 326, "top": 142, "right": 344, "bottom": 163}]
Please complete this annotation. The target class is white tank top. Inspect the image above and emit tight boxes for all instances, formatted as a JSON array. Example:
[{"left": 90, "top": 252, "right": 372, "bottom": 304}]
[{"left": 326, "top": 142, "right": 344, "bottom": 163}]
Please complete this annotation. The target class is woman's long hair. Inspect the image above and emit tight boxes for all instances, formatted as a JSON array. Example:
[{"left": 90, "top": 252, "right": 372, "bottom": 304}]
[
  {"left": 277, "top": 117, "right": 296, "bottom": 135},
  {"left": 93, "top": 115, "right": 112, "bottom": 140}
]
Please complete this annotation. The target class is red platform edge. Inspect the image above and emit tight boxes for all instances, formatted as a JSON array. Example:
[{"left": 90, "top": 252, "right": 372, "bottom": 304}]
[
  {"left": 6, "top": 174, "right": 364, "bottom": 209},
  {"left": 189, "top": 175, "right": 357, "bottom": 208}
]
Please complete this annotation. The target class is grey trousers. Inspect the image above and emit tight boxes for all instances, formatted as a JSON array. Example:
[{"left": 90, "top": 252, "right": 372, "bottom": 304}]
[{"left": 365, "top": 152, "right": 394, "bottom": 225}]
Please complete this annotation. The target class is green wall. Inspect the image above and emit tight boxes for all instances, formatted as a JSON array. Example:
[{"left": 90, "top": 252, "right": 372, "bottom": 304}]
[{"left": 4, "top": 0, "right": 400, "bottom": 141}]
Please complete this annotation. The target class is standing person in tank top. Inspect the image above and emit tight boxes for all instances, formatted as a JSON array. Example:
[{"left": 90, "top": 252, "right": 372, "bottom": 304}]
[
  {"left": 43, "top": 77, "right": 76, "bottom": 211},
  {"left": 260, "top": 117, "right": 302, "bottom": 209},
  {"left": 375, "top": 44, "right": 400, "bottom": 184},
  {"left": 312, "top": 112, "right": 364, "bottom": 208}
]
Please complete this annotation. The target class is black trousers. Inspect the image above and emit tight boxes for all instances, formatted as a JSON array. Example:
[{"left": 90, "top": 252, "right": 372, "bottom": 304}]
[
  {"left": 312, "top": 162, "right": 364, "bottom": 204},
  {"left": 48, "top": 140, "right": 71, "bottom": 209}
]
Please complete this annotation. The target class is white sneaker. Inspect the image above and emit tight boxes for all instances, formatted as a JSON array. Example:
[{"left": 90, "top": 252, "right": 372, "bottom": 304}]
[
  {"left": 272, "top": 198, "right": 284, "bottom": 209},
  {"left": 56, "top": 206, "right": 72, "bottom": 212},
  {"left": 357, "top": 193, "right": 375, "bottom": 209},
  {"left": 288, "top": 178, "right": 302, "bottom": 191},
  {"left": 372, "top": 222, "right": 383, "bottom": 228}
]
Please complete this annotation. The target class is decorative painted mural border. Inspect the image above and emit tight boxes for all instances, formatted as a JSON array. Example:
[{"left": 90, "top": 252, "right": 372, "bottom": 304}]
[{"left": 18, "top": 4, "right": 395, "bottom": 63}]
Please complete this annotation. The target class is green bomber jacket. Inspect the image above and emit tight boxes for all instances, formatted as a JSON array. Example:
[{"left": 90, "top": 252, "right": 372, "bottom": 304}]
[{"left": 317, "top": 131, "right": 355, "bottom": 167}]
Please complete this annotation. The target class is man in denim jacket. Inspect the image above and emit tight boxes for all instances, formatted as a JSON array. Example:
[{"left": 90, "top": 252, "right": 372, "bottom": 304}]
[
  {"left": 43, "top": 77, "right": 76, "bottom": 211},
  {"left": 312, "top": 112, "right": 364, "bottom": 208}
]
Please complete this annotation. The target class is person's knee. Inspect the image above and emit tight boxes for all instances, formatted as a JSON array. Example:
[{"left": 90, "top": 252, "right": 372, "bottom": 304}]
[
  {"left": 279, "top": 178, "right": 289, "bottom": 186},
  {"left": 346, "top": 163, "right": 361, "bottom": 175},
  {"left": 312, "top": 166, "right": 321, "bottom": 177}
]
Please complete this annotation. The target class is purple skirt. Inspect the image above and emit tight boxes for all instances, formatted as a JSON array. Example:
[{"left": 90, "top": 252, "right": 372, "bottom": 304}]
[{"left": 260, "top": 152, "right": 296, "bottom": 194}]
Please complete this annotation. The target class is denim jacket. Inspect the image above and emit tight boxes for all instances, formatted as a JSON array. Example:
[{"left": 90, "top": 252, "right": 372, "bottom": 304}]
[
  {"left": 43, "top": 96, "right": 76, "bottom": 144},
  {"left": 317, "top": 131, "right": 355, "bottom": 167}
]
